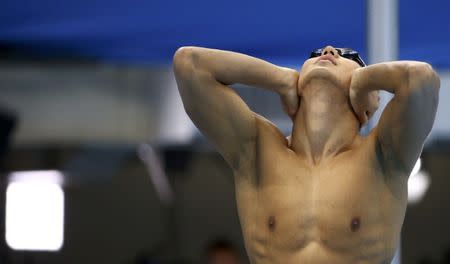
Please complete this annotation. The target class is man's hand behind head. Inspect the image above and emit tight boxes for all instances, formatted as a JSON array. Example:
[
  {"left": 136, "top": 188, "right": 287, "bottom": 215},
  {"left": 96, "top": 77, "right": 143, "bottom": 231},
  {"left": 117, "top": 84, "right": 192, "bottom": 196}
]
[
  {"left": 349, "top": 67, "right": 381, "bottom": 126},
  {"left": 279, "top": 68, "right": 300, "bottom": 121}
]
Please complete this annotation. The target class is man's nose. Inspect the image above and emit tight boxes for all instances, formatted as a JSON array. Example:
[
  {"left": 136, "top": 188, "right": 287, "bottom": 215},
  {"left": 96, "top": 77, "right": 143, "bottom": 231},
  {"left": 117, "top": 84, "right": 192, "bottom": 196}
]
[{"left": 321, "top": 46, "right": 339, "bottom": 57}]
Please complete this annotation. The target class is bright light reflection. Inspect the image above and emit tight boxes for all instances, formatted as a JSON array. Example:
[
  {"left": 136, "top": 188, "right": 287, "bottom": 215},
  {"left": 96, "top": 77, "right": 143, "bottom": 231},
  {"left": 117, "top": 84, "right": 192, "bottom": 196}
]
[
  {"left": 408, "top": 158, "right": 431, "bottom": 205},
  {"left": 5, "top": 170, "right": 64, "bottom": 251},
  {"left": 410, "top": 158, "right": 421, "bottom": 177}
]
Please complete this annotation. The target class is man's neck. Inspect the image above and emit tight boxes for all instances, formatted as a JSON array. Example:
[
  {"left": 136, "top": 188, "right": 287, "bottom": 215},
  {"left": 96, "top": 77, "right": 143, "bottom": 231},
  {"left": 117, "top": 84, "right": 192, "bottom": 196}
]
[{"left": 290, "top": 80, "right": 360, "bottom": 165}]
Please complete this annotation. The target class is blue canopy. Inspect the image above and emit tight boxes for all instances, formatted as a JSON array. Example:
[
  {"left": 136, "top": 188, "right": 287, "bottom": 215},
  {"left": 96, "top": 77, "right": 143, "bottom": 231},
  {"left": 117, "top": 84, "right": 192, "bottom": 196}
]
[
  {"left": 399, "top": 0, "right": 450, "bottom": 68},
  {"left": 0, "top": 0, "right": 448, "bottom": 68}
]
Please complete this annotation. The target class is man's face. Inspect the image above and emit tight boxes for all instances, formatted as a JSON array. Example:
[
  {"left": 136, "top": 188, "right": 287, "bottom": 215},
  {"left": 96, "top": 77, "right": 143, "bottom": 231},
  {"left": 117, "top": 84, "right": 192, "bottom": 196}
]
[{"left": 298, "top": 45, "right": 361, "bottom": 95}]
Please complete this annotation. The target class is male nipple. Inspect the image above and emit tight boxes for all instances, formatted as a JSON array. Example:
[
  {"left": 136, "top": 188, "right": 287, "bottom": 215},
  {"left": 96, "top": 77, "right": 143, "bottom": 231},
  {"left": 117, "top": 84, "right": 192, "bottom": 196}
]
[
  {"left": 350, "top": 217, "right": 361, "bottom": 232},
  {"left": 268, "top": 216, "right": 276, "bottom": 231}
]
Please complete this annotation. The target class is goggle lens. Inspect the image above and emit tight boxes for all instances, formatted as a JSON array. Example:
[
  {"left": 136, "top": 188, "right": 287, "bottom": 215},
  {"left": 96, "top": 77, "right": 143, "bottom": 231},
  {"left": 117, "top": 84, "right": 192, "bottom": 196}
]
[{"left": 309, "top": 48, "right": 366, "bottom": 67}]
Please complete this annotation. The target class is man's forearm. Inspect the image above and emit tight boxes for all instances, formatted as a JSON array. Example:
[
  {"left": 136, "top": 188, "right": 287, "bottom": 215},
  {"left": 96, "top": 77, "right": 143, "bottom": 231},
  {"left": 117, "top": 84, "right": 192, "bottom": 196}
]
[
  {"left": 352, "top": 61, "right": 439, "bottom": 95},
  {"left": 173, "top": 46, "right": 298, "bottom": 94}
]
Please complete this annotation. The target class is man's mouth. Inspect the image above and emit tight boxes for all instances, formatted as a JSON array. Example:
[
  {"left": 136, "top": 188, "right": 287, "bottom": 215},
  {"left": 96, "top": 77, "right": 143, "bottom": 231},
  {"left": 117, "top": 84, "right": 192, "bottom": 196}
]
[{"left": 316, "top": 54, "right": 337, "bottom": 65}]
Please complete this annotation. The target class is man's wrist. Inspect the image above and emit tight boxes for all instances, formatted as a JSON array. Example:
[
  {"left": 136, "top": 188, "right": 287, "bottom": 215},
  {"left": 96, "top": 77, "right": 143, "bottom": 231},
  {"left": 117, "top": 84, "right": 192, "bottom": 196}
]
[
  {"left": 278, "top": 67, "right": 299, "bottom": 96},
  {"left": 350, "top": 67, "right": 370, "bottom": 95}
]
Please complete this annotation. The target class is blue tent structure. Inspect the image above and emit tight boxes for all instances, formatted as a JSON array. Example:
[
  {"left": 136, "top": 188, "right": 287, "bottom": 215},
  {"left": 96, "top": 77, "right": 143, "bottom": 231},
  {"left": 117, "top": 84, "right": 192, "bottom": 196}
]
[{"left": 0, "top": 0, "right": 449, "bottom": 68}]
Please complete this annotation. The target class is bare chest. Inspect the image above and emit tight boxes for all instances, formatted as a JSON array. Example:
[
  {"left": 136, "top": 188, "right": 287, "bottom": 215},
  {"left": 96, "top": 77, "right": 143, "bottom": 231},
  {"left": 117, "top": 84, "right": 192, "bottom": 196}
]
[{"left": 235, "top": 151, "right": 406, "bottom": 262}]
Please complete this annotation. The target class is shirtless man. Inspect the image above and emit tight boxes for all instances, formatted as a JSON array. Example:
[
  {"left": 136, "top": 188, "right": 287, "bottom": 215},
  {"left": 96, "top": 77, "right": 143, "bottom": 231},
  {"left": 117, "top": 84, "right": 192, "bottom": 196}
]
[{"left": 173, "top": 45, "right": 440, "bottom": 264}]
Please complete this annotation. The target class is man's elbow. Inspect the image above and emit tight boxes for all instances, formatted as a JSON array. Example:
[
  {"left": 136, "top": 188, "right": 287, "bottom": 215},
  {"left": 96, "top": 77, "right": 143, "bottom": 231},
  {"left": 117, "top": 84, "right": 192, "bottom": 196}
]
[
  {"left": 173, "top": 46, "right": 197, "bottom": 78},
  {"left": 407, "top": 62, "right": 440, "bottom": 93}
]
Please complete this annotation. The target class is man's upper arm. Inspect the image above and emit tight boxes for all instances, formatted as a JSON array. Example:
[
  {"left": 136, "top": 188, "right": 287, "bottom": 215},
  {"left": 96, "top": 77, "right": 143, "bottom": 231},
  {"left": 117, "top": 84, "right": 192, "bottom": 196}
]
[
  {"left": 376, "top": 63, "right": 440, "bottom": 175},
  {"left": 173, "top": 47, "right": 257, "bottom": 169}
]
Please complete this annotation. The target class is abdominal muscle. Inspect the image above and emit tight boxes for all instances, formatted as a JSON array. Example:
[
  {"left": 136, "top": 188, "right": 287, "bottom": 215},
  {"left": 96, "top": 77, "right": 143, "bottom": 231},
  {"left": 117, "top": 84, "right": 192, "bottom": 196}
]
[{"left": 245, "top": 240, "right": 353, "bottom": 264}]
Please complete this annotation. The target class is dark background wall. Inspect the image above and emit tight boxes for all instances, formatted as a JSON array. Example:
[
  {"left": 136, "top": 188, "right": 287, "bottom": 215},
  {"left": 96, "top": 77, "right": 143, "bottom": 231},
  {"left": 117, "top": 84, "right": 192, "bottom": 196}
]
[
  {"left": 402, "top": 150, "right": 450, "bottom": 264},
  {"left": 2, "top": 148, "right": 246, "bottom": 264}
]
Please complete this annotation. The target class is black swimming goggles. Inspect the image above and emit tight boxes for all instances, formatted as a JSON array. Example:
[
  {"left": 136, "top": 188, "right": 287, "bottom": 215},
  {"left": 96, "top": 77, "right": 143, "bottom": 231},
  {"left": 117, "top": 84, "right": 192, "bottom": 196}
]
[{"left": 310, "top": 48, "right": 366, "bottom": 67}]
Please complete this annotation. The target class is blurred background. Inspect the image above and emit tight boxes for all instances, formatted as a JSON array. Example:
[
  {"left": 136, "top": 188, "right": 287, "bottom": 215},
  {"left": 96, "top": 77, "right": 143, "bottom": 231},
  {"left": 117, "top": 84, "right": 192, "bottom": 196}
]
[{"left": 0, "top": 0, "right": 450, "bottom": 263}]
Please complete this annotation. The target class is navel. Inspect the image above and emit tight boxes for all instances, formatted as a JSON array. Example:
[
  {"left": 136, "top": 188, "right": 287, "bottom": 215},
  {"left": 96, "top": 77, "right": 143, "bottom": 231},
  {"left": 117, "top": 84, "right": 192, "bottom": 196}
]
[
  {"left": 268, "top": 216, "right": 276, "bottom": 231},
  {"left": 350, "top": 217, "right": 361, "bottom": 232}
]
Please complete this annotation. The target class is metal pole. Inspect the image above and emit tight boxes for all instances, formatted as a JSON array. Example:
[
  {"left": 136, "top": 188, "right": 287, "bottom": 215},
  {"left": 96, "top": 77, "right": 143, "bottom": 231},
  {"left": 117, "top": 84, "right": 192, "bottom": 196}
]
[
  {"left": 366, "top": 0, "right": 401, "bottom": 263},
  {"left": 365, "top": 0, "right": 398, "bottom": 132}
]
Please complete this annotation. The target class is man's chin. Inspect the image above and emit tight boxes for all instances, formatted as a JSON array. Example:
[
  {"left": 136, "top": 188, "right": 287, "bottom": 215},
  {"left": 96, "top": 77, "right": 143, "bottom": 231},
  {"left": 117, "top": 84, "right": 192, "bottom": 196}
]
[{"left": 299, "top": 67, "right": 340, "bottom": 88}]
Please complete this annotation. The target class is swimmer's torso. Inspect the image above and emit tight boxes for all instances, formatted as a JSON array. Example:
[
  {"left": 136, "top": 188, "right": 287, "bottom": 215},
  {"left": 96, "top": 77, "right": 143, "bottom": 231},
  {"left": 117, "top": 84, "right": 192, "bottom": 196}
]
[{"left": 234, "top": 118, "right": 408, "bottom": 264}]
